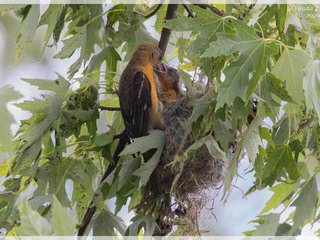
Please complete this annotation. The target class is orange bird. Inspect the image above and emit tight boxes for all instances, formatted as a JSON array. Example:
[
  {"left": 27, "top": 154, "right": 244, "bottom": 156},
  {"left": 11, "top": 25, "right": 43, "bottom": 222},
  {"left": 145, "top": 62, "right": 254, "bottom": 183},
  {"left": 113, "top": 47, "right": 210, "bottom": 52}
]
[
  {"left": 119, "top": 43, "right": 164, "bottom": 139},
  {"left": 78, "top": 44, "right": 164, "bottom": 236}
]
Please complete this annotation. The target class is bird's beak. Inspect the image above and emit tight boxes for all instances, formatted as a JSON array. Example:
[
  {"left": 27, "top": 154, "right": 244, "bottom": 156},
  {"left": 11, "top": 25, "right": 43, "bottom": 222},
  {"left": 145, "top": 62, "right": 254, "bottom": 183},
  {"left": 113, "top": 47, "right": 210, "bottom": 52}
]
[{"left": 153, "top": 62, "right": 167, "bottom": 74}]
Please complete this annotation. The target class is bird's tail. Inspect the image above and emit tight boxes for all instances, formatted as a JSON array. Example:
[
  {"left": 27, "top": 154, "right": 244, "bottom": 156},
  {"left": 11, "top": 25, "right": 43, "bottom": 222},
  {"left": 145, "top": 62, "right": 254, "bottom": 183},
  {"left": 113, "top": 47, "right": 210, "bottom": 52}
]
[{"left": 100, "top": 131, "right": 129, "bottom": 183}]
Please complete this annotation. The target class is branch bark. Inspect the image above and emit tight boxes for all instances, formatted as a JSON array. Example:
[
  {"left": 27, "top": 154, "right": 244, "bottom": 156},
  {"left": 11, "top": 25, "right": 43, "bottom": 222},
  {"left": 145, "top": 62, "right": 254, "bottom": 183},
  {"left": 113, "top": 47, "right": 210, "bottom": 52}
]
[
  {"left": 182, "top": 4, "right": 195, "bottom": 18},
  {"left": 98, "top": 106, "right": 121, "bottom": 111},
  {"left": 145, "top": 4, "right": 163, "bottom": 18},
  {"left": 194, "top": 4, "right": 225, "bottom": 16},
  {"left": 158, "top": 4, "right": 178, "bottom": 55}
]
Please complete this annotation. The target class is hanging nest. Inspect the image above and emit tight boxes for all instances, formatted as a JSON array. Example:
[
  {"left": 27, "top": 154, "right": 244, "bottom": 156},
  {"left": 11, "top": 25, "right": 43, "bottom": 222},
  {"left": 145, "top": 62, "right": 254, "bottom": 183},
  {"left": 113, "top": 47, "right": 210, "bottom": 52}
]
[{"left": 137, "top": 95, "right": 229, "bottom": 236}]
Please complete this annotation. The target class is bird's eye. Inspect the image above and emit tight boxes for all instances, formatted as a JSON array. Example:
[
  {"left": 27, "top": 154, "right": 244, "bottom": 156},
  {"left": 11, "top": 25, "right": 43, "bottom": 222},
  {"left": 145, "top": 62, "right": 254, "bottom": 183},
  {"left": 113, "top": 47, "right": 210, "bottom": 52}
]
[{"left": 159, "top": 52, "right": 163, "bottom": 61}]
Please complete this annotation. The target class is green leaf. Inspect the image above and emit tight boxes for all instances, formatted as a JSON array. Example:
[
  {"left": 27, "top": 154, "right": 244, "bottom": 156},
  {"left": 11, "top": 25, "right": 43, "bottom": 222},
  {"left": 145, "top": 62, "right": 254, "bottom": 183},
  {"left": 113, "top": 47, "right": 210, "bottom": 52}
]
[
  {"left": 55, "top": 6, "right": 102, "bottom": 59},
  {"left": 11, "top": 138, "right": 41, "bottom": 175},
  {"left": 260, "top": 73, "right": 292, "bottom": 121},
  {"left": 223, "top": 117, "right": 263, "bottom": 196},
  {"left": 0, "top": 86, "right": 22, "bottom": 157},
  {"left": 53, "top": 27, "right": 85, "bottom": 59},
  {"left": 202, "top": 20, "right": 278, "bottom": 109},
  {"left": 204, "top": 135, "right": 227, "bottom": 161},
  {"left": 17, "top": 200, "right": 52, "bottom": 236},
  {"left": 0, "top": 4, "right": 27, "bottom": 13},
  {"left": 261, "top": 181, "right": 299, "bottom": 214},
  {"left": 275, "top": 4, "right": 287, "bottom": 38},
  {"left": 86, "top": 46, "right": 121, "bottom": 74},
  {"left": 22, "top": 74, "right": 70, "bottom": 97},
  {"left": 263, "top": 145, "right": 300, "bottom": 186},
  {"left": 14, "top": 75, "right": 70, "bottom": 149},
  {"left": 0, "top": 160, "right": 11, "bottom": 177},
  {"left": 15, "top": 5, "right": 40, "bottom": 62},
  {"left": 64, "top": 109, "right": 96, "bottom": 122},
  {"left": 54, "top": 7, "right": 103, "bottom": 77},
  {"left": 117, "top": 158, "right": 140, "bottom": 190},
  {"left": 242, "top": 117, "right": 263, "bottom": 164},
  {"left": 72, "top": 182, "right": 93, "bottom": 220},
  {"left": 93, "top": 209, "right": 126, "bottom": 236},
  {"left": 259, "top": 127, "right": 275, "bottom": 149},
  {"left": 257, "top": 5, "right": 277, "bottom": 30},
  {"left": 272, "top": 116, "right": 297, "bottom": 145},
  {"left": 16, "top": 96, "right": 62, "bottom": 145},
  {"left": 184, "top": 90, "right": 215, "bottom": 138},
  {"left": 114, "top": 14, "right": 157, "bottom": 60},
  {"left": 126, "top": 214, "right": 155, "bottom": 236},
  {"left": 51, "top": 196, "right": 76, "bottom": 235},
  {"left": 303, "top": 60, "right": 320, "bottom": 124},
  {"left": 38, "top": 5, "right": 64, "bottom": 47},
  {"left": 273, "top": 48, "right": 309, "bottom": 103},
  {"left": 165, "top": 5, "right": 233, "bottom": 56},
  {"left": 93, "top": 132, "right": 115, "bottom": 147},
  {"left": 84, "top": 5, "right": 103, "bottom": 62},
  {"left": 120, "top": 130, "right": 165, "bottom": 187},
  {"left": 0, "top": 193, "right": 17, "bottom": 222},
  {"left": 120, "top": 130, "right": 165, "bottom": 156},
  {"left": 289, "top": 177, "right": 318, "bottom": 234},
  {"left": 53, "top": 5, "right": 67, "bottom": 43},
  {"left": 250, "top": 213, "right": 281, "bottom": 236}
]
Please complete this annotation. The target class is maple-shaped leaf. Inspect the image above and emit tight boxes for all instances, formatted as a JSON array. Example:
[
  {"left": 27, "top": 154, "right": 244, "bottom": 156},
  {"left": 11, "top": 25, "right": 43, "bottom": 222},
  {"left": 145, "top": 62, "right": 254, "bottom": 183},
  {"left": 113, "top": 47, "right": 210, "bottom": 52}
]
[
  {"left": 114, "top": 21, "right": 157, "bottom": 61},
  {"left": 260, "top": 73, "right": 292, "bottom": 121},
  {"left": 38, "top": 5, "right": 64, "bottom": 47},
  {"left": 54, "top": 6, "right": 103, "bottom": 77},
  {"left": 51, "top": 196, "right": 76, "bottom": 235},
  {"left": 249, "top": 213, "right": 281, "bottom": 236},
  {"left": 165, "top": 5, "right": 233, "bottom": 57},
  {"left": 289, "top": 177, "right": 318, "bottom": 234},
  {"left": 262, "top": 145, "right": 300, "bottom": 186},
  {"left": 0, "top": 86, "right": 22, "bottom": 157},
  {"left": 17, "top": 200, "right": 52, "bottom": 236},
  {"left": 202, "top": 20, "right": 279, "bottom": 109},
  {"left": 260, "top": 181, "right": 299, "bottom": 214},
  {"left": 303, "top": 60, "right": 320, "bottom": 124},
  {"left": 273, "top": 48, "right": 309, "bottom": 103},
  {"left": 10, "top": 75, "right": 70, "bottom": 175},
  {"left": 15, "top": 5, "right": 40, "bottom": 62}
]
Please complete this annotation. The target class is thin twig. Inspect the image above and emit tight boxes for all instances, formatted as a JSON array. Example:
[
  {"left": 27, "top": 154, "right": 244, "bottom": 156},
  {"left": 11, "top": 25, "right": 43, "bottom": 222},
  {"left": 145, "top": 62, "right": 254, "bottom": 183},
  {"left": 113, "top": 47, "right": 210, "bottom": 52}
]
[
  {"left": 98, "top": 106, "right": 121, "bottom": 111},
  {"left": 239, "top": 3, "right": 256, "bottom": 20},
  {"left": 145, "top": 4, "right": 163, "bottom": 18},
  {"left": 194, "top": 4, "right": 224, "bottom": 17},
  {"left": 182, "top": 4, "right": 195, "bottom": 18}
]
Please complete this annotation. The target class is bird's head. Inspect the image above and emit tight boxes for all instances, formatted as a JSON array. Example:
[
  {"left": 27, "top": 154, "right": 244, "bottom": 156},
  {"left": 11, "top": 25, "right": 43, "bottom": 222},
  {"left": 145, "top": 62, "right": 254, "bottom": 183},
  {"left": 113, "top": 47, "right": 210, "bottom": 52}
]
[{"left": 131, "top": 43, "right": 163, "bottom": 68}]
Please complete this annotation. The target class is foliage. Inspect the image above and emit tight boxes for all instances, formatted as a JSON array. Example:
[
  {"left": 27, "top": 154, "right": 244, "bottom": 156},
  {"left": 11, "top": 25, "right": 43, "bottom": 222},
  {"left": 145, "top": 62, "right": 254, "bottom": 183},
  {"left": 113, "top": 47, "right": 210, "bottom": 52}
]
[{"left": 0, "top": 3, "right": 320, "bottom": 236}]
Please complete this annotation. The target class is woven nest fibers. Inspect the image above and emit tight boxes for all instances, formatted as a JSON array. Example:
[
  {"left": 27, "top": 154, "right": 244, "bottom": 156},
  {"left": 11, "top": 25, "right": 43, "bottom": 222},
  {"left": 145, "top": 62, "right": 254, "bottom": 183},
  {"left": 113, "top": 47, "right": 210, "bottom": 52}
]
[
  {"left": 139, "top": 96, "right": 227, "bottom": 235},
  {"left": 162, "top": 97, "right": 225, "bottom": 198}
]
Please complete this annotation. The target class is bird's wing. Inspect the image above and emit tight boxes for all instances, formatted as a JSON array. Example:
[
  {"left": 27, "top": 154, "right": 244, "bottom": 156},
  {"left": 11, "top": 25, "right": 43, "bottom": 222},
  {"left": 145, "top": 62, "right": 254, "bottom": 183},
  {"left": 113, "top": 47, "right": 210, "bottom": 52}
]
[{"left": 122, "top": 71, "right": 152, "bottom": 138}]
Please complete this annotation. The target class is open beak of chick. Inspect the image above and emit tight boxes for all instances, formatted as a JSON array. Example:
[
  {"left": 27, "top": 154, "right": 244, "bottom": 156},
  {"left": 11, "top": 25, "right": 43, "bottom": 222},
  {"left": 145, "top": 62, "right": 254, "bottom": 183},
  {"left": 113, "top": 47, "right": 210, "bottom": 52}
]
[{"left": 153, "top": 61, "right": 167, "bottom": 74}]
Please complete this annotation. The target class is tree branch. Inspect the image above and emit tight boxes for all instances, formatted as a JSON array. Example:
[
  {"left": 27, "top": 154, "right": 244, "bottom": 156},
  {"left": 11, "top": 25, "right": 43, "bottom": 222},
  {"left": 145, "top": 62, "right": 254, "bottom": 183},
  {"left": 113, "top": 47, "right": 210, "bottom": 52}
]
[
  {"left": 98, "top": 106, "right": 120, "bottom": 111},
  {"left": 194, "top": 4, "right": 225, "bottom": 17},
  {"left": 158, "top": 4, "right": 178, "bottom": 55},
  {"left": 182, "top": 4, "right": 195, "bottom": 18},
  {"left": 145, "top": 4, "right": 163, "bottom": 18}
]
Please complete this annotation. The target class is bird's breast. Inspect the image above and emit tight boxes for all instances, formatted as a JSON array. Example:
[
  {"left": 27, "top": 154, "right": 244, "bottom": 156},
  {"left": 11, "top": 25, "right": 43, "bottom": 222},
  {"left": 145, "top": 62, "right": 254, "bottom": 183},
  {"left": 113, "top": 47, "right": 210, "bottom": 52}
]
[{"left": 144, "top": 64, "right": 159, "bottom": 111}]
